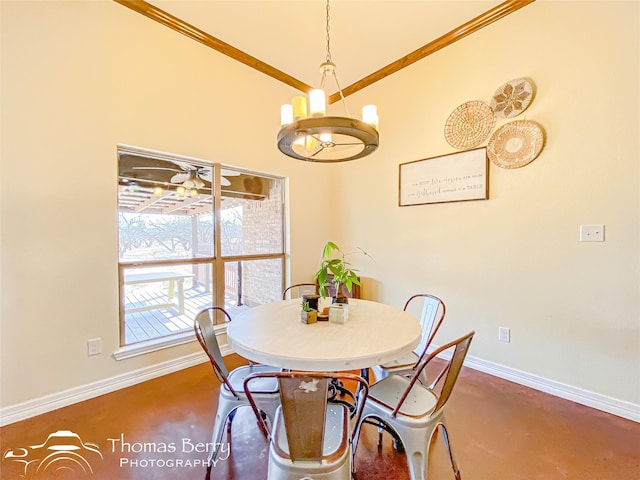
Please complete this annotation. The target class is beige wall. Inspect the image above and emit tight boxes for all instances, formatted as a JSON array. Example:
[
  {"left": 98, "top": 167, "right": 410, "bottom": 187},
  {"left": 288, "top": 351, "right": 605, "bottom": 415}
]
[
  {"left": 0, "top": 0, "right": 332, "bottom": 408},
  {"left": 336, "top": 1, "right": 639, "bottom": 404},
  {"left": 1, "top": 0, "right": 638, "bottom": 414}
]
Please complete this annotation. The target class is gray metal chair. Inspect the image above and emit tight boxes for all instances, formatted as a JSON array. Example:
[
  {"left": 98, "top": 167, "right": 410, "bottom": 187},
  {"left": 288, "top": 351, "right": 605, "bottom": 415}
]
[
  {"left": 282, "top": 283, "right": 318, "bottom": 300},
  {"left": 371, "top": 294, "right": 446, "bottom": 384},
  {"left": 244, "top": 371, "right": 369, "bottom": 480},
  {"left": 194, "top": 306, "right": 281, "bottom": 466},
  {"left": 355, "top": 331, "right": 474, "bottom": 480}
]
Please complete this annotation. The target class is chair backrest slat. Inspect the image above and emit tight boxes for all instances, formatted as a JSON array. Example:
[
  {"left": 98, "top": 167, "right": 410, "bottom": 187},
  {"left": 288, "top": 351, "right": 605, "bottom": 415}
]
[
  {"left": 244, "top": 371, "right": 369, "bottom": 462},
  {"left": 278, "top": 376, "right": 329, "bottom": 461},
  {"left": 403, "top": 294, "right": 446, "bottom": 366},
  {"left": 194, "top": 307, "right": 238, "bottom": 396},
  {"left": 433, "top": 334, "right": 473, "bottom": 412},
  {"left": 282, "top": 283, "right": 318, "bottom": 300}
]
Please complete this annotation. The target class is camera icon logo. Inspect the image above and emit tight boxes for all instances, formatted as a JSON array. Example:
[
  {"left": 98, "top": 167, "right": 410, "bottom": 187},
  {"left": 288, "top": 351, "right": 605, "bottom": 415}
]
[{"left": 2, "top": 430, "right": 103, "bottom": 478}]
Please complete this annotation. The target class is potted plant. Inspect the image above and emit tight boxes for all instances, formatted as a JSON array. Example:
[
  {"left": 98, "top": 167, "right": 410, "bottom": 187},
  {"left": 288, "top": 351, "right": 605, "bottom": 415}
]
[
  {"left": 313, "top": 241, "right": 371, "bottom": 304},
  {"left": 300, "top": 299, "right": 318, "bottom": 324}
]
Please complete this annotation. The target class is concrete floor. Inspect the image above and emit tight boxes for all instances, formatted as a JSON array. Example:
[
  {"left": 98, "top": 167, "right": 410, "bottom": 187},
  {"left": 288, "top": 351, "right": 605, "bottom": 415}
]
[{"left": 1, "top": 355, "right": 638, "bottom": 480}]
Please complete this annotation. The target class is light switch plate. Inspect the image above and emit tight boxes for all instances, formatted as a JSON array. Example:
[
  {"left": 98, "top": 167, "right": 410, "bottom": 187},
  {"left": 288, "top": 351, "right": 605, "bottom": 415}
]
[
  {"left": 87, "top": 338, "right": 102, "bottom": 356},
  {"left": 498, "top": 327, "right": 511, "bottom": 343},
  {"left": 580, "top": 224, "right": 604, "bottom": 242}
]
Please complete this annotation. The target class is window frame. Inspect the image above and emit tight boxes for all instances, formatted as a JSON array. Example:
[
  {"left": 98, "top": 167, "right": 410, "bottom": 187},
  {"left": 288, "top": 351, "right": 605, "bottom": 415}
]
[{"left": 116, "top": 145, "right": 286, "bottom": 355}]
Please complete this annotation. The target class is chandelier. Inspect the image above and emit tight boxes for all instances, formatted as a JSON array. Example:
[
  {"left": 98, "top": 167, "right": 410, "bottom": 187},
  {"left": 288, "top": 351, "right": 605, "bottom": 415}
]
[{"left": 277, "top": 0, "right": 379, "bottom": 162}]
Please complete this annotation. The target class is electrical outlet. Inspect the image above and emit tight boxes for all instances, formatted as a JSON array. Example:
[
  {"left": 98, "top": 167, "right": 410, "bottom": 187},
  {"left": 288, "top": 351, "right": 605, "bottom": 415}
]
[
  {"left": 498, "top": 327, "right": 511, "bottom": 343},
  {"left": 580, "top": 224, "right": 605, "bottom": 242},
  {"left": 87, "top": 338, "right": 102, "bottom": 356}
]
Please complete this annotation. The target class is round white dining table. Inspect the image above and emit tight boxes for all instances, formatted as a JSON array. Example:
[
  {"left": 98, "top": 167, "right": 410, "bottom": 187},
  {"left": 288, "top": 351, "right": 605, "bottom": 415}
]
[{"left": 226, "top": 298, "right": 421, "bottom": 372}]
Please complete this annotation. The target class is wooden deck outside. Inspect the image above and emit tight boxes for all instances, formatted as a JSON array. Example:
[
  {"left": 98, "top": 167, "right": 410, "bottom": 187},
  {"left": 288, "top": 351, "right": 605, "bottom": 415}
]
[{"left": 123, "top": 284, "right": 248, "bottom": 345}]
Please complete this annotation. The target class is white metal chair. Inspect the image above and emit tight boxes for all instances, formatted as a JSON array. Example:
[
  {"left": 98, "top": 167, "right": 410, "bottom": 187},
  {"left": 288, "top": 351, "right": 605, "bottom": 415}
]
[
  {"left": 355, "top": 331, "right": 475, "bottom": 480},
  {"left": 371, "top": 294, "right": 446, "bottom": 384},
  {"left": 194, "top": 306, "right": 281, "bottom": 466},
  {"left": 244, "top": 371, "right": 369, "bottom": 480},
  {"left": 282, "top": 283, "right": 318, "bottom": 300}
]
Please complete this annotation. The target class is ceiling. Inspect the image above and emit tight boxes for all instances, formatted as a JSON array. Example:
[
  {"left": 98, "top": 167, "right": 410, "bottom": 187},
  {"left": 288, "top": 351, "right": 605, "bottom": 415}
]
[
  {"left": 114, "top": 0, "right": 536, "bottom": 210},
  {"left": 117, "top": 1, "right": 535, "bottom": 101}
]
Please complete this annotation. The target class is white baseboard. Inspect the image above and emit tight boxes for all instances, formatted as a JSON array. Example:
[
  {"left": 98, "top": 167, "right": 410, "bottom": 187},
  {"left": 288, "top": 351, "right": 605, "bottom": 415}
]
[
  {"left": 440, "top": 349, "right": 640, "bottom": 423},
  {"left": 0, "top": 345, "right": 233, "bottom": 427},
  {"left": 1, "top": 343, "right": 637, "bottom": 426}
]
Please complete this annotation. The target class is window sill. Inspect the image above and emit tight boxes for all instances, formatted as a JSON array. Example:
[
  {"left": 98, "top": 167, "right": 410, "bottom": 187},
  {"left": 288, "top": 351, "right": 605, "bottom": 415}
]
[{"left": 113, "top": 325, "right": 228, "bottom": 361}]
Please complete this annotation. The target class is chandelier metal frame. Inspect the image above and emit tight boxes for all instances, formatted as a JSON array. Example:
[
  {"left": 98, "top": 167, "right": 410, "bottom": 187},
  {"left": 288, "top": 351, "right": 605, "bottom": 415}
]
[{"left": 276, "top": 0, "right": 379, "bottom": 162}]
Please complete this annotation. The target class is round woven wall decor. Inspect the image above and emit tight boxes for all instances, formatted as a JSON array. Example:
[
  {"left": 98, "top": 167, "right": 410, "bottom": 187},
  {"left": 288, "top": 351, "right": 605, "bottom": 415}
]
[
  {"left": 487, "top": 120, "right": 545, "bottom": 169},
  {"left": 444, "top": 100, "right": 495, "bottom": 150},
  {"left": 490, "top": 78, "right": 535, "bottom": 119}
]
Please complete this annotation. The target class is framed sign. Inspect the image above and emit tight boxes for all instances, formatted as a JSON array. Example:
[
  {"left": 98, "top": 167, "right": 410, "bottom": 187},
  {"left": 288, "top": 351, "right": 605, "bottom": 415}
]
[{"left": 399, "top": 147, "right": 488, "bottom": 206}]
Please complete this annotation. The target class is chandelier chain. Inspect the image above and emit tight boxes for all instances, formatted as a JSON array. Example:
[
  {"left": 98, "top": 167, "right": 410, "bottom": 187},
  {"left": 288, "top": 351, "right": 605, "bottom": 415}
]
[
  {"left": 322, "top": 0, "right": 350, "bottom": 115},
  {"left": 277, "top": 0, "right": 379, "bottom": 162},
  {"left": 325, "top": 0, "right": 331, "bottom": 62}
]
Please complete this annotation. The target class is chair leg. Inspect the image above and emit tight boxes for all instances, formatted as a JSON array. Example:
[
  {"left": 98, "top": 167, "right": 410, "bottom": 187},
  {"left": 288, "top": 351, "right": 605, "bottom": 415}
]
[
  {"left": 368, "top": 418, "right": 404, "bottom": 452},
  {"left": 407, "top": 449, "right": 427, "bottom": 480},
  {"left": 227, "top": 409, "right": 237, "bottom": 435},
  {"left": 352, "top": 420, "right": 363, "bottom": 475},
  {"left": 438, "top": 423, "right": 461, "bottom": 480},
  {"left": 386, "top": 424, "right": 431, "bottom": 480},
  {"left": 392, "top": 435, "right": 405, "bottom": 453},
  {"left": 379, "top": 422, "right": 405, "bottom": 452},
  {"left": 208, "top": 405, "right": 240, "bottom": 466},
  {"left": 208, "top": 416, "right": 228, "bottom": 466}
]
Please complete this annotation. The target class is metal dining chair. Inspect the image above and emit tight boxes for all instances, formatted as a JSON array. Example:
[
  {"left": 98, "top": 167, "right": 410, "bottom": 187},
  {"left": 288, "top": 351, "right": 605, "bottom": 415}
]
[
  {"left": 371, "top": 294, "right": 446, "bottom": 385},
  {"left": 244, "top": 371, "right": 369, "bottom": 480},
  {"left": 281, "top": 283, "right": 318, "bottom": 300},
  {"left": 355, "top": 331, "right": 475, "bottom": 480},
  {"left": 194, "top": 306, "right": 281, "bottom": 467}
]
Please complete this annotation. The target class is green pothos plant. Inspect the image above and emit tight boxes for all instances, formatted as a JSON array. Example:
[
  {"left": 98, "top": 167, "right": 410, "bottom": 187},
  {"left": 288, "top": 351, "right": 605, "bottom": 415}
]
[{"left": 313, "top": 241, "right": 372, "bottom": 299}]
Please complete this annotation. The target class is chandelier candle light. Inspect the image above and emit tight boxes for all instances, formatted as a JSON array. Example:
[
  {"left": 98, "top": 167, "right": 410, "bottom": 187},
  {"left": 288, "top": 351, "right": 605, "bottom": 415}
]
[{"left": 277, "top": 0, "right": 379, "bottom": 162}]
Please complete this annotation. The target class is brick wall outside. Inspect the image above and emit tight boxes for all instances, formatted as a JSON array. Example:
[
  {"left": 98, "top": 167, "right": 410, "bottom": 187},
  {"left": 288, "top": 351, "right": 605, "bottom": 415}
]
[{"left": 223, "top": 177, "right": 284, "bottom": 306}]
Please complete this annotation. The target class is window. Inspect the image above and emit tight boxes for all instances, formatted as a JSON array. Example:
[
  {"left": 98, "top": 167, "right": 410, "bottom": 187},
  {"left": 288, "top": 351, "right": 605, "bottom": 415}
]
[{"left": 117, "top": 146, "right": 285, "bottom": 348}]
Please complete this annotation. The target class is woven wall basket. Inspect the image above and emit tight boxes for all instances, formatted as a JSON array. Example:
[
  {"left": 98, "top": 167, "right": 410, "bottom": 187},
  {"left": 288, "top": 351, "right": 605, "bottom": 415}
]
[
  {"left": 487, "top": 120, "right": 545, "bottom": 169},
  {"left": 490, "top": 78, "right": 535, "bottom": 119},
  {"left": 444, "top": 100, "right": 495, "bottom": 150}
]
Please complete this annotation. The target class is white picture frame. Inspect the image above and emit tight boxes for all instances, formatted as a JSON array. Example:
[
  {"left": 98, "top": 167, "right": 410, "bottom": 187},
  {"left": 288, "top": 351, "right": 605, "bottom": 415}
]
[{"left": 399, "top": 147, "right": 489, "bottom": 206}]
